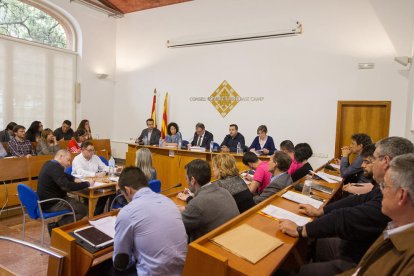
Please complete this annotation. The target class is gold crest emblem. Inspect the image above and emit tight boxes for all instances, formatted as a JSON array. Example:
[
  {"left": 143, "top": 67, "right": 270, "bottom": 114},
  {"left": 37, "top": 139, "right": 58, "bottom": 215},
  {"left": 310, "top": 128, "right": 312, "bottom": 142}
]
[{"left": 209, "top": 81, "right": 240, "bottom": 117}]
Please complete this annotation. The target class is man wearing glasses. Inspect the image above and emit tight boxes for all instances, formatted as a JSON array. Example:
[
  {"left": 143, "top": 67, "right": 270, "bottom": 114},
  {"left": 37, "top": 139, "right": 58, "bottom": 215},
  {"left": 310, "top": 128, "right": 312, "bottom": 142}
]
[
  {"left": 279, "top": 137, "right": 414, "bottom": 275},
  {"left": 340, "top": 153, "right": 414, "bottom": 275}
]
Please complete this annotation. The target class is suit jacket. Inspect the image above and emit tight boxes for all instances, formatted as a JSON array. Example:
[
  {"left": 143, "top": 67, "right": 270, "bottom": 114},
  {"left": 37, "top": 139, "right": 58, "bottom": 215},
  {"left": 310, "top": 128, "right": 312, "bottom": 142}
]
[
  {"left": 190, "top": 130, "right": 214, "bottom": 149},
  {"left": 137, "top": 128, "right": 161, "bottom": 145},
  {"left": 181, "top": 182, "right": 239, "bottom": 242},
  {"left": 339, "top": 226, "right": 414, "bottom": 276},
  {"left": 253, "top": 172, "right": 293, "bottom": 204}
]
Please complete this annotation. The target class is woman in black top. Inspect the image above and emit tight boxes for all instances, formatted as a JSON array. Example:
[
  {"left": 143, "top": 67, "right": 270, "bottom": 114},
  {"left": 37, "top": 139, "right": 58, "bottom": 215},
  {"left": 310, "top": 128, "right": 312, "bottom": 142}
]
[
  {"left": 291, "top": 143, "right": 313, "bottom": 182},
  {"left": 25, "top": 121, "right": 43, "bottom": 142}
]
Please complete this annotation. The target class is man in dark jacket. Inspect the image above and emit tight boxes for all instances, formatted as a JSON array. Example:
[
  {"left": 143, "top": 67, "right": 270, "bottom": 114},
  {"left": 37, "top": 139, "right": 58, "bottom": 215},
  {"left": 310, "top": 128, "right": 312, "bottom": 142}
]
[
  {"left": 37, "top": 149, "right": 90, "bottom": 226},
  {"left": 279, "top": 136, "right": 414, "bottom": 275}
]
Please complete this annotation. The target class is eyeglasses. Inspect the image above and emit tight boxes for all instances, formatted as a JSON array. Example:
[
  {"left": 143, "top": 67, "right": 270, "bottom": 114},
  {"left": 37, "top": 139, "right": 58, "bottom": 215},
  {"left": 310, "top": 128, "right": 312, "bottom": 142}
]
[
  {"left": 379, "top": 182, "right": 393, "bottom": 190},
  {"left": 372, "top": 154, "right": 385, "bottom": 163},
  {"left": 84, "top": 148, "right": 95, "bottom": 153}
]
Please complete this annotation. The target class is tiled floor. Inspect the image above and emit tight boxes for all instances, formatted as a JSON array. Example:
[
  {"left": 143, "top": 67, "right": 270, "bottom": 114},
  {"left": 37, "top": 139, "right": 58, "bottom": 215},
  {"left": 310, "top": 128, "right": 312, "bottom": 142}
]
[{"left": 0, "top": 214, "right": 50, "bottom": 275}]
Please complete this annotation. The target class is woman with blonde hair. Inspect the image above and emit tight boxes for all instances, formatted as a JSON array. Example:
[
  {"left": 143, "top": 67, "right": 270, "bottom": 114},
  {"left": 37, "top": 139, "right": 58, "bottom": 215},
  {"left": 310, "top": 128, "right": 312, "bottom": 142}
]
[
  {"left": 135, "top": 148, "right": 157, "bottom": 181},
  {"left": 212, "top": 154, "right": 255, "bottom": 212},
  {"left": 36, "top": 129, "right": 60, "bottom": 155}
]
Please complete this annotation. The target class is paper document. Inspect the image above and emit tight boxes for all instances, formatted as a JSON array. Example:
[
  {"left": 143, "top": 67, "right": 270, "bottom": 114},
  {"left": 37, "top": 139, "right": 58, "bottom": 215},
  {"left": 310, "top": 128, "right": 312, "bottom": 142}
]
[
  {"left": 260, "top": 205, "right": 311, "bottom": 226},
  {"left": 310, "top": 170, "right": 337, "bottom": 183},
  {"left": 211, "top": 224, "right": 283, "bottom": 264},
  {"left": 190, "top": 146, "right": 206, "bottom": 152},
  {"left": 89, "top": 216, "right": 116, "bottom": 238},
  {"left": 108, "top": 176, "right": 119, "bottom": 182},
  {"left": 317, "top": 171, "right": 343, "bottom": 182},
  {"left": 90, "top": 181, "right": 106, "bottom": 188},
  {"left": 330, "top": 163, "right": 340, "bottom": 170},
  {"left": 282, "top": 191, "right": 323, "bottom": 209}
]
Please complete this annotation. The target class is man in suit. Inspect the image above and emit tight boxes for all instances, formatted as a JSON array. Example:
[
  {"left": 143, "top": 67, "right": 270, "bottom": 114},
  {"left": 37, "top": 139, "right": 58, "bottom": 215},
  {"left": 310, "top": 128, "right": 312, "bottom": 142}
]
[
  {"left": 253, "top": 151, "right": 293, "bottom": 204},
  {"left": 190, "top": 122, "right": 214, "bottom": 150},
  {"left": 136, "top": 118, "right": 161, "bottom": 145},
  {"left": 180, "top": 159, "right": 239, "bottom": 242},
  {"left": 340, "top": 153, "right": 414, "bottom": 275}
]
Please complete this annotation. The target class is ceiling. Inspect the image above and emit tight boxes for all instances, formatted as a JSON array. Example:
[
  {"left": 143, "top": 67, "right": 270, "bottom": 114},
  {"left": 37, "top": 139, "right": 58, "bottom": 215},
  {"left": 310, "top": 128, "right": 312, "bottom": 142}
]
[{"left": 99, "top": 0, "right": 192, "bottom": 14}]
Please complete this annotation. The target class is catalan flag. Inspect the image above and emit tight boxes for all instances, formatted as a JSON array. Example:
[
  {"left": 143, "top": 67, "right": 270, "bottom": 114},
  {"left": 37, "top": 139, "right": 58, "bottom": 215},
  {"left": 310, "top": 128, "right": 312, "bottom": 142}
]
[
  {"left": 151, "top": 89, "right": 157, "bottom": 128},
  {"left": 161, "top": 92, "right": 168, "bottom": 139}
]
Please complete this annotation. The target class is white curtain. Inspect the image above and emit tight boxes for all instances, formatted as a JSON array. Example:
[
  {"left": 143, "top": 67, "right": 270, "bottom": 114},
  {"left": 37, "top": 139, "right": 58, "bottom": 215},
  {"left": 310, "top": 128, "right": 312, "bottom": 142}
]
[{"left": 0, "top": 36, "right": 76, "bottom": 130}]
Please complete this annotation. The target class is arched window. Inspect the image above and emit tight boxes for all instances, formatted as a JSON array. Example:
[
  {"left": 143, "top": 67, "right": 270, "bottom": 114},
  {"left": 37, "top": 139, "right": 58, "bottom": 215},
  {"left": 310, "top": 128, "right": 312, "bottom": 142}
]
[
  {"left": 0, "top": 0, "right": 77, "bottom": 131},
  {"left": 0, "top": 0, "right": 75, "bottom": 50}
]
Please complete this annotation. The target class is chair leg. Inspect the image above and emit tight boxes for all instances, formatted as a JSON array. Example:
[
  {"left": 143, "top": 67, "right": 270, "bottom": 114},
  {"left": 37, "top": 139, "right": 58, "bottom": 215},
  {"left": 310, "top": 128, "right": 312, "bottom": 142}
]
[
  {"left": 41, "top": 219, "right": 45, "bottom": 247},
  {"left": 22, "top": 214, "right": 26, "bottom": 240}
]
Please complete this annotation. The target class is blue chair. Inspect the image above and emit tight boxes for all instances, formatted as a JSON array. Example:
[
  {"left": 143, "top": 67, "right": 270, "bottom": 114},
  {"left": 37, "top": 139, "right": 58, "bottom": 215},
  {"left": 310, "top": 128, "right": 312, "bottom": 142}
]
[
  {"left": 212, "top": 142, "right": 220, "bottom": 152},
  {"left": 17, "top": 184, "right": 76, "bottom": 246},
  {"left": 148, "top": 180, "right": 161, "bottom": 193},
  {"left": 99, "top": 156, "right": 109, "bottom": 166},
  {"left": 181, "top": 140, "right": 189, "bottom": 149},
  {"left": 64, "top": 166, "right": 72, "bottom": 175}
]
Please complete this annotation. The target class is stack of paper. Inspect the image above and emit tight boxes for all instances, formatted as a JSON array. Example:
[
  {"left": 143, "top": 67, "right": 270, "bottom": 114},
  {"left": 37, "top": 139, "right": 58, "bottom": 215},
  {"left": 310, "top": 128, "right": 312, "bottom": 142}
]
[
  {"left": 211, "top": 224, "right": 283, "bottom": 264},
  {"left": 317, "top": 171, "right": 343, "bottom": 182},
  {"left": 282, "top": 191, "right": 323, "bottom": 209},
  {"left": 89, "top": 216, "right": 117, "bottom": 238},
  {"left": 260, "top": 205, "right": 311, "bottom": 226}
]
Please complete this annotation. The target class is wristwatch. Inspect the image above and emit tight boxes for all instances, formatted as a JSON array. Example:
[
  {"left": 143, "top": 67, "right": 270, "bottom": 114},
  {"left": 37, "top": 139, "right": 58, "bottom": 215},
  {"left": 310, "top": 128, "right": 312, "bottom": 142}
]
[{"left": 297, "top": 226, "right": 303, "bottom": 239}]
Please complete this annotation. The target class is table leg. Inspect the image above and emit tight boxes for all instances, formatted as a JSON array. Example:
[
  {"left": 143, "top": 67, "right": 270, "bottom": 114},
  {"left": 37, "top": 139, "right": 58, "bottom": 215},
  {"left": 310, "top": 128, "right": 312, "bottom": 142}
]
[{"left": 88, "top": 198, "right": 97, "bottom": 218}]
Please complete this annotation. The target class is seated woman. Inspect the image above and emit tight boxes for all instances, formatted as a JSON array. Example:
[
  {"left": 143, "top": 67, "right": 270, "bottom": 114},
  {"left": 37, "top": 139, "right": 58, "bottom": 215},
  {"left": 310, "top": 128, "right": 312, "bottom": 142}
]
[
  {"left": 77, "top": 119, "right": 92, "bottom": 140},
  {"left": 68, "top": 129, "right": 88, "bottom": 153},
  {"left": 291, "top": 143, "right": 314, "bottom": 182},
  {"left": 164, "top": 122, "right": 182, "bottom": 147},
  {"left": 253, "top": 151, "right": 293, "bottom": 204},
  {"left": 115, "top": 148, "right": 157, "bottom": 207},
  {"left": 25, "top": 121, "right": 43, "bottom": 142},
  {"left": 212, "top": 154, "right": 255, "bottom": 213},
  {"left": 248, "top": 125, "right": 276, "bottom": 155},
  {"left": 36, "top": 129, "right": 60, "bottom": 155},
  {"left": 280, "top": 140, "right": 302, "bottom": 175}
]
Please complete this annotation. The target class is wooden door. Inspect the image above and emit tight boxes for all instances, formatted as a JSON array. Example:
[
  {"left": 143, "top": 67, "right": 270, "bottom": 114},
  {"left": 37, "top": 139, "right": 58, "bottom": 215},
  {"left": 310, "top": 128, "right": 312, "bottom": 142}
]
[{"left": 335, "top": 101, "right": 391, "bottom": 158}]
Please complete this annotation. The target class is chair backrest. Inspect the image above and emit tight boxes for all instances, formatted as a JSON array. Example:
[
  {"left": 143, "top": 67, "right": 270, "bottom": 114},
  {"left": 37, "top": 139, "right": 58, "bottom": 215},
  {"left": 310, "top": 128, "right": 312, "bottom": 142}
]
[
  {"left": 64, "top": 166, "right": 72, "bottom": 175},
  {"left": 98, "top": 155, "right": 109, "bottom": 166},
  {"left": 213, "top": 142, "right": 220, "bottom": 152},
  {"left": 148, "top": 179, "right": 161, "bottom": 193},
  {"left": 182, "top": 140, "right": 189, "bottom": 148},
  {"left": 17, "top": 184, "right": 40, "bottom": 219}
]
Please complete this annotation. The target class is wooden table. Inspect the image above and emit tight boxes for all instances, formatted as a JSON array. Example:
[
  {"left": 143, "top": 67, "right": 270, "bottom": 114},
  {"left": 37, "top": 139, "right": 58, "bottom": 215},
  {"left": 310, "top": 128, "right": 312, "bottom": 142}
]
[{"left": 71, "top": 177, "right": 117, "bottom": 218}]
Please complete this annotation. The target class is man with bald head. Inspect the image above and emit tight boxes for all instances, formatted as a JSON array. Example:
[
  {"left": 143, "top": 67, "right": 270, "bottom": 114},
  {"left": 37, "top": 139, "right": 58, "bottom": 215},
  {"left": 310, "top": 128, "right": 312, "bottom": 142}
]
[{"left": 37, "top": 149, "right": 90, "bottom": 227}]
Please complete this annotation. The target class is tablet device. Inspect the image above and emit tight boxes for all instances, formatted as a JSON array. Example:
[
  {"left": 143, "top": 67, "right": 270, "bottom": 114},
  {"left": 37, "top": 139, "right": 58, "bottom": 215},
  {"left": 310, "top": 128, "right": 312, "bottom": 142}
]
[{"left": 73, "top": 225, "right": 113, "bottom": 248}]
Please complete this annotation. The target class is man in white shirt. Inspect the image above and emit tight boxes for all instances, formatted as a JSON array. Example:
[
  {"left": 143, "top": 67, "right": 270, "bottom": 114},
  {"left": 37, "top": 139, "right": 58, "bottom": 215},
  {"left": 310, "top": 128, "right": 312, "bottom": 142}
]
[
  {"left": 71, "top": 141, "right": 111, "bottom": 215},
  {"left": 72, "top": 141, "right": 108, "bottom": 177}
]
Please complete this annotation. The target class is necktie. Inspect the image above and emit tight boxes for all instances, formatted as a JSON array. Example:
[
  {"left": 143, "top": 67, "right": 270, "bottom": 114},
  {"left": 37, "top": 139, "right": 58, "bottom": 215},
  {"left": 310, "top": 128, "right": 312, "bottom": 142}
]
[{"left": 197, "top": 136, "right": 202, "bottom": 146}]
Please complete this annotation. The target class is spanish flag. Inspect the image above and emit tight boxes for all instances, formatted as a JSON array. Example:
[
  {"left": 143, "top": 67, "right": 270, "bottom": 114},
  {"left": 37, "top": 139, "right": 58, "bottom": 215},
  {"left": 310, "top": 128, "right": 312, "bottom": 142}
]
[
  {"left": 161, "top": 92, "right": 168, "bottom": 139},
  {"left": 151, "top": 89, "right": 157, "bottom": 128}
]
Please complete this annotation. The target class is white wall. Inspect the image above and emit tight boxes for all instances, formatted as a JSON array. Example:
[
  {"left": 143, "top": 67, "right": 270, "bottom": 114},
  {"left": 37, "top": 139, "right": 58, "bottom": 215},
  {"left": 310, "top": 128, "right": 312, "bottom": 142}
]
[
  {"left": 112, "top": 0, "right": 414, "bottom": 166},
  {"left": 46, "top": 0, "right": 117, "bottom": 140}
]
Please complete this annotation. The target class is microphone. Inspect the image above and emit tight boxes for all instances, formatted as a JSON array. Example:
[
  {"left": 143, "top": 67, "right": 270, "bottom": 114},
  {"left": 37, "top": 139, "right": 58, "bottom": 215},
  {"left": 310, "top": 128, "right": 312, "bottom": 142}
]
[{"left": 161, "top": 183, "right": 182, "bottom": 193}]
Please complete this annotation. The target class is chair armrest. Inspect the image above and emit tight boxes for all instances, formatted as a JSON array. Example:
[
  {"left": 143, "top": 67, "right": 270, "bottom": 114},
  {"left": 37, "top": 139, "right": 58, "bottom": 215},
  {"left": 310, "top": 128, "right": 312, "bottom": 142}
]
[{"left": 37, "top": 198, "right": 76, "bottom": 216}]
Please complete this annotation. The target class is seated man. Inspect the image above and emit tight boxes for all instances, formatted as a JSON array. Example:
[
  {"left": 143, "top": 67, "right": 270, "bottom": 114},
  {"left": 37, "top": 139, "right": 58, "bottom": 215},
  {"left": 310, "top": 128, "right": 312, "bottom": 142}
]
[
  {"left": 242, "top": 152, "right": 272, "bottom": 194},
  {"left": 0, "top": 122, "right": 17, "bottom": 142},
  {"left": 190, "top": 122, "right": 214, "bottom": 150},
  {"left": 340, "top": 153, "right": 414, "bottom": 276},
  {"left": 53, "top": 120, "right": 74, "bottom": 141},
  {"left": 180, "top": 159, "right": 239, "bottom": 242},
  {"left": 8, "top": 125, "right": 35, "bottom": 157},
  {"left": 340, "top": 133, "right": 372, "bottom": 183},
  {"left": 37, "top": 150, "right": 89, "bottom": 227},
  {"left": 72, "top": 141, "right": 112, "bottom": 215},
  {"left": 254, "top": 151, "right": 293, "bottom": 204},
  {"left": 113, "top": 167, "right": 188, "bottom": 275},
  {"left": 279, "top": 136, "right": 414, "bottom": 275},
  {"left": 136, "top": 118, "right": 161, "bottom": 145},
  {"left": 342, "top": 144, "right": 376, "bottom": 195},
  {"left": 220, "top": 124, "right": 246, "bottom": 153}
]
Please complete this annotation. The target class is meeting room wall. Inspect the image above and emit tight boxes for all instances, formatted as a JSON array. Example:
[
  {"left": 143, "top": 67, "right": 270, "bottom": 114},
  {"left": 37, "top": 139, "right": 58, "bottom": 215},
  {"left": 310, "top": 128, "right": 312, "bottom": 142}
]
[
  {"left": 111, "top": 0, "right": 414, "bottom": 166},
  {"left": 47, "top": 0, "right": 117, "bottom": 139}
]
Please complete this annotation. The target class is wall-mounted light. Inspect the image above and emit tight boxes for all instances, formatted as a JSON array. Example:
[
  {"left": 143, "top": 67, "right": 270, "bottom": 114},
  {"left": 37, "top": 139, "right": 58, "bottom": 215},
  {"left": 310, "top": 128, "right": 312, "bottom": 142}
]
[
  {"left": 358, "top": 63, "right": 375, "bottom": 69},
  {"left": 96, "top": 73, "right": 109, "bottom": 79},
  {"left": 394, "top": 56, "right": 412, "bottom": 66}
]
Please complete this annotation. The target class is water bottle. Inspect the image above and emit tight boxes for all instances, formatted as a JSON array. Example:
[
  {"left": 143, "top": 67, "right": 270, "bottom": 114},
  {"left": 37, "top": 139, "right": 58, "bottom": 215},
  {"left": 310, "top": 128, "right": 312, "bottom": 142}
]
[
  {"left": 108, "top": 155, "right": 116, "bottom": 177},
  {"left": 236, "top": 142, "right": 242, "bottom": 155},
  {"left": 210, "top": 141, "right": 214, "bottom": 152},
  {"left": 178, "top": 138, "right": 182, "bottom": 149},
  {"left": 302, "top": 180, "right": 312, "bottom": 196},
  {"left": 159, "top": 137, "right": 163, "bottom": 147},
  {"left": 143, "top": 136, "right": 148, "bottom": 145}
]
